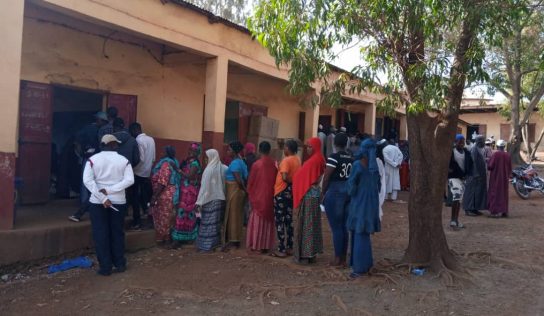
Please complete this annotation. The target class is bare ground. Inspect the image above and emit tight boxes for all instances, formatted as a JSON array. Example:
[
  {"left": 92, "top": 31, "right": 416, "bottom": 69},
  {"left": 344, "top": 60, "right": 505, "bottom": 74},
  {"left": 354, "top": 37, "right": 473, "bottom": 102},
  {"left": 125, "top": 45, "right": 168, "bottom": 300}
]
[{"left": 1, "top": 189, "right": 543, "bottom": 316}]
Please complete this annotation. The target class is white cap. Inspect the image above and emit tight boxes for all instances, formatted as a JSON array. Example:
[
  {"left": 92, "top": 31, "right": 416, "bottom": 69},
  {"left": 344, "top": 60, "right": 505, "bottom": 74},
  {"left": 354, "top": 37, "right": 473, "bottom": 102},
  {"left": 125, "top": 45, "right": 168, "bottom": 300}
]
[
  {"left": 319, "top": 124, "right": 323, "bottom": 129},
  {"left": 377, "top": 139, "right": 387, "bottom": 145},
  {"left": 496, "top": 139, "right": 507, "bottom": 147},
  {"left": 101, "top": 134, "right": 121, "bottom": 145},
  {"left": 340, "top": 127, "right": 347, "bottom": 132}
]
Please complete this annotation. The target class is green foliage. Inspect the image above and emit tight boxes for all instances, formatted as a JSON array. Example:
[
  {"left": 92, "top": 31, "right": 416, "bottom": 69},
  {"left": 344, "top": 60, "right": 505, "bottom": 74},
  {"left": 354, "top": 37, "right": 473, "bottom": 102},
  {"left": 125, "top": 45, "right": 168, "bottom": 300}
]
[
  {"left": 248, "top": 0, "right": 516, "bottom": 114},
  {"left": 185, "top": 0, "right": 249, "bottom": 25},
  {"left": 485, "top": 1, "right": 544, "bottom": 117}
]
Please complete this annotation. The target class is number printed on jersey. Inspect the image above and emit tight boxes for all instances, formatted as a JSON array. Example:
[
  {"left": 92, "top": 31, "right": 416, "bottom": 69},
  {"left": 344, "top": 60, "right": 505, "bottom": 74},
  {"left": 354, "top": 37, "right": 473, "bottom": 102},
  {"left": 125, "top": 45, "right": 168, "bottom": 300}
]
[{"left": 339, "top": 162, "right": 352, "bottom": 178}]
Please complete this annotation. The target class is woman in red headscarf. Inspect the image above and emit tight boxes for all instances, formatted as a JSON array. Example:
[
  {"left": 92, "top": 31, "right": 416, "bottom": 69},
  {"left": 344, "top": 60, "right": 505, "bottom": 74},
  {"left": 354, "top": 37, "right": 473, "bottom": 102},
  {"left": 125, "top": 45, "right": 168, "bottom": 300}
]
[{"left": 292, "top": 137, "right": 326, "bottom": 264}]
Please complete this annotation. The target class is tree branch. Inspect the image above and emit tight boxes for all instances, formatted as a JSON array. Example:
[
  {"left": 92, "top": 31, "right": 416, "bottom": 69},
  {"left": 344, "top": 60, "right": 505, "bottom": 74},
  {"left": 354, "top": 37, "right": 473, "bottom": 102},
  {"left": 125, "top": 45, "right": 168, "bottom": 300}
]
[
  {"left": 445, "top": 6, "right": 481, "bottom": 116},
  {"left": 521, "top": 68, "right": 540, "bottom": 76},
  {"left": 520, "top": 80, "right": 544, "bottom": 125},
  {"left": 530, "top": 127, "right": 544, "bottom": 160}
]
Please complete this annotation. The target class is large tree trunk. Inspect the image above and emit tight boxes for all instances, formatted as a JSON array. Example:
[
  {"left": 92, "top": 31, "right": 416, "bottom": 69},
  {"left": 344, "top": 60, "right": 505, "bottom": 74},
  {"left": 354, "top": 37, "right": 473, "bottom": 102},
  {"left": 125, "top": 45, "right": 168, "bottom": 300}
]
[
  {"left": 509, "top": 124, "right": 525, "bottom": 165},
  {"left": 403, "top": 112, "right": 457, "bottom": 270},
  {"left": 401, "top": 3, "right": 480, "bottom": 272}
]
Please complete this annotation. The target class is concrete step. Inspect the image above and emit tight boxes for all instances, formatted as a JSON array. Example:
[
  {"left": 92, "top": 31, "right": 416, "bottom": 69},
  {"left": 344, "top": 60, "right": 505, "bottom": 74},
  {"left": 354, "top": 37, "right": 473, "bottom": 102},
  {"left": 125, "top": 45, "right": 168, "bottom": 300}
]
[{"left": 0, "top": 222, "right": 155, "bottom": 267}]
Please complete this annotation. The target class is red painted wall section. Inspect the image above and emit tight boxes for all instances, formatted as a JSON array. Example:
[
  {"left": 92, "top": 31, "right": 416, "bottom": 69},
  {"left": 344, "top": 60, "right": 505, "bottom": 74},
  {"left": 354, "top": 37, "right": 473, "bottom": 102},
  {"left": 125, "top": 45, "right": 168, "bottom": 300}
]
[
  {"left": 0, "top": 152, "right": 15, "bottom": 230},
  {"left": 153, "top": 138, "right": 196, "bottom": 164}
]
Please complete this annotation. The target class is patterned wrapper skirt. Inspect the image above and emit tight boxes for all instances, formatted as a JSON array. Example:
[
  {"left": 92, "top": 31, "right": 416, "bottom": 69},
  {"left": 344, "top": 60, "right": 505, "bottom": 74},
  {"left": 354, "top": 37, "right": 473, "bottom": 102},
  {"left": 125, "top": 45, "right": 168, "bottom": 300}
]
[
  {"left": 223, "top": 181, "right": 246, "bottom": 244},
  {"left": 171, "top": 184, "right": 199, "bottom": 242},
  {"left": 293, "top": 186, "right": 323, "bottom": 261},
  {"left": 197, "top": 200, "right": 225, "bottom": 251}
]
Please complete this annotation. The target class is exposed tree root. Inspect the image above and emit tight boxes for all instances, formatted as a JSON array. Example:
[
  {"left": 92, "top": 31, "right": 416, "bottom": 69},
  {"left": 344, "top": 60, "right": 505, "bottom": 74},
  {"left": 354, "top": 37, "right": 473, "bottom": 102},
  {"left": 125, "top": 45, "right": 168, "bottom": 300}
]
[
  {"left": 463, "top": 251, "right": 543, "bottom": 273},
  {"left": 371, "top": 273, "right": 400, "bottom": 286},
  {"left": 332, "top": 294, "right": 348, "bottom": 313},
  {"left": 435, "top": 258, "right": 475, "bottom": 287},
  {"left": 249, "top": 280, "right": 351, "bottom": 308}
]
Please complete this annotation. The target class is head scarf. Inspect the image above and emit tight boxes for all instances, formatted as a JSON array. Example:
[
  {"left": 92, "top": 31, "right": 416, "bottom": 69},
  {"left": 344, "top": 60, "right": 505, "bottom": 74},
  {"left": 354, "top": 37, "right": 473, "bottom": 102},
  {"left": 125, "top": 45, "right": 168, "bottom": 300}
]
[
  {"left": 229, "top": 141, "right": 244, "bottom": 154},
  {"left": 196, "top": 149, "right": 227, "bottom": 206},
  {"left": 356, "top": 138, "right": 378, "bottom": 172},
  {"left": 152, "top": 147, "right": 181, "bottom": 204},
  {"left": 292, "top": 137, "right": 326, "bottom": 209},
  {"left": 244, "top": 143, "right": 256, "bottom": 155},
  {"left": 190, "top": 142, "right": 202, "bottom": 156},
  {"left": 165, "top": 145, "right": 176, "bottom": 159}
]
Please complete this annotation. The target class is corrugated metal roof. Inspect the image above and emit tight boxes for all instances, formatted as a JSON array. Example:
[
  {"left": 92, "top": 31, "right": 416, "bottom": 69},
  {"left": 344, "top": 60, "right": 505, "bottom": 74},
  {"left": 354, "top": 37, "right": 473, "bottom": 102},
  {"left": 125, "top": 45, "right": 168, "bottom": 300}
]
[{"left": 164, "top": 0, "right": 250, "bottom": 34}]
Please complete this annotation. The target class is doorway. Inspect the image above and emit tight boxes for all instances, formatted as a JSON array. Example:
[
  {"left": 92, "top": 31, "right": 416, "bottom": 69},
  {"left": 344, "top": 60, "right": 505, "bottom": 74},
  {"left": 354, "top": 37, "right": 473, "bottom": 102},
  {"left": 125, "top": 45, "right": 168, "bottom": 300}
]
[
  {"left": 223, "top": 100, "right": 268, "bottom": 145},
  {"left": 52, "top": 86, "right": 104, "bottom": 199},
  {"left": 17, "top": 80, "right": 138, "bottom": 208}
]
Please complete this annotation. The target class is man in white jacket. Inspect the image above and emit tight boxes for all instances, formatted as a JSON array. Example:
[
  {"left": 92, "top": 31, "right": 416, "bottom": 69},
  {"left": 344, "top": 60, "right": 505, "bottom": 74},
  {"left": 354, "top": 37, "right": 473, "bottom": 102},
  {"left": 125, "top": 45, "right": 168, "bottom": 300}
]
[
  {"left": 83, "top": 134, "right": 134, "bottom": 276},
  {"left": 381, "top": 139, "right": 404, "bottom": 202}
]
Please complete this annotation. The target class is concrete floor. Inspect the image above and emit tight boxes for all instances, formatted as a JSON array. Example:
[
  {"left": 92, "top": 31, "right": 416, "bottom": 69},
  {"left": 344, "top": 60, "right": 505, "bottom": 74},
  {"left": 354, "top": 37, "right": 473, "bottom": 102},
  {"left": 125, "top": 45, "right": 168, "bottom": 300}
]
[
  {"left": 1, "top": 199, "right": 155, "bottom": 267},
  {"left": 14, "top": 199, "right": 83, "bottom": 230}
]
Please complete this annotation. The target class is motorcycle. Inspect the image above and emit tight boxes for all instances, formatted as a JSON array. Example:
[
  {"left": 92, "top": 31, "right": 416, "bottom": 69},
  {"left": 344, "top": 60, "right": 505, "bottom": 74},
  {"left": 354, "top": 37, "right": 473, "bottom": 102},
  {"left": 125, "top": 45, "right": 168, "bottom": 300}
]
[{"left": 511, "top": 163, "right": 544, "bottom": 199}]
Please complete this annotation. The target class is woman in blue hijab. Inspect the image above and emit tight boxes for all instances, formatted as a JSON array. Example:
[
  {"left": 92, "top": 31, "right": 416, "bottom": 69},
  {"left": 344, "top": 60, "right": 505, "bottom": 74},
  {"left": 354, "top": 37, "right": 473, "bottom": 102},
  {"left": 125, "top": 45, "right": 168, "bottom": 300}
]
[{"left": 347, "top": 138, "right": 382, "bottom": 278}]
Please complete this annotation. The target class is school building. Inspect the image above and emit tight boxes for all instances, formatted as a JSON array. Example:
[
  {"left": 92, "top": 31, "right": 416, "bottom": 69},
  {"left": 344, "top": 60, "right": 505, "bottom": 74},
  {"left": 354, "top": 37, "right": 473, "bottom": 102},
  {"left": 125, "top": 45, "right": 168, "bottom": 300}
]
[
  {"left": 0, "top": 0, "right": 392, "bottom": 264},
  {"left": 457, "top": 98, "right": 544, "bottom": 151}
]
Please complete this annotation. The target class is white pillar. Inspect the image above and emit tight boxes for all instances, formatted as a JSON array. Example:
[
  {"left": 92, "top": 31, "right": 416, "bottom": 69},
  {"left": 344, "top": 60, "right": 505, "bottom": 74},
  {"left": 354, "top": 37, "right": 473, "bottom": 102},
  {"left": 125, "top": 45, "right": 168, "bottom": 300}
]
[{"left": 204, "top": 56, "right": 228, "bottom": 134}]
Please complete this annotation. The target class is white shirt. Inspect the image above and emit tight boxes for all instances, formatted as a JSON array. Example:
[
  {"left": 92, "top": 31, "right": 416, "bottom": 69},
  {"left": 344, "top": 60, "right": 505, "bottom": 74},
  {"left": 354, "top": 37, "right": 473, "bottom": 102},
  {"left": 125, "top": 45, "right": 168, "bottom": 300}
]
[
  {"left": 383, "top": 145, "right": 403, "bottom": 168},
  {"left": 133, "top": 133, "right": 156, "bottom": 177},
  {"left": 83, "top": 151, "right": 135, "bottom": 204}
]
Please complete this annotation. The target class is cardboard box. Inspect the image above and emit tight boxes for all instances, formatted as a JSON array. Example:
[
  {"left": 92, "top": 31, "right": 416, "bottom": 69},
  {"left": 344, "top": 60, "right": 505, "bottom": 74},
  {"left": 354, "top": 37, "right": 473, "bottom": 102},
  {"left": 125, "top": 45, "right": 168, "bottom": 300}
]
[
  {"left": 247, "top": 135, "right": 278, "bottom": 149},
  {"left": 249, "top": 116, "right": 279, "bottom": 138}
]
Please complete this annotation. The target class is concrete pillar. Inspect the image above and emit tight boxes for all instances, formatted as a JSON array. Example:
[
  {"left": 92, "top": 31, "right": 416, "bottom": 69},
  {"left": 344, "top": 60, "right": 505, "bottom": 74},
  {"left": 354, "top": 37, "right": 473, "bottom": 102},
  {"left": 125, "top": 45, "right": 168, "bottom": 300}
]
[
  {"left": 365, "top": 103, "right": 377, "bottom": 136},
  {"left": 400, "top": 114, "right": 408, "bottom": 141},
  {"left": 304, "top": 104, "right": 320, "bottom": 141},
  {"left": 0, "top": 0, "right": 25, "bottom": 230},
  {"left": 202, "top": 56, "right": 228, "bottom": 152}
]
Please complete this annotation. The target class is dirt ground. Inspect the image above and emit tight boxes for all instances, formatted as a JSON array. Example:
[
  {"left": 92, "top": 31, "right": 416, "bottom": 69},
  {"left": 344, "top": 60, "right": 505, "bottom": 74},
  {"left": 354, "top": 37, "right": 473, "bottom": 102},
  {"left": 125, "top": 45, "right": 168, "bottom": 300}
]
[{"left": 1, "top": 188, "right": 543, "bottom": 316}]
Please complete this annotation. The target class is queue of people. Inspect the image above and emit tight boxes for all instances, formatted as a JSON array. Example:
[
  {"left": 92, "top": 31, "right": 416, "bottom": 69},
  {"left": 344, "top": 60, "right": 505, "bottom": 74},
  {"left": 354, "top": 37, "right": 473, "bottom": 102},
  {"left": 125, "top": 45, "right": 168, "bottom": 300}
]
[{"left": 81, "top": 119, "right": 390, "bottom": 279}]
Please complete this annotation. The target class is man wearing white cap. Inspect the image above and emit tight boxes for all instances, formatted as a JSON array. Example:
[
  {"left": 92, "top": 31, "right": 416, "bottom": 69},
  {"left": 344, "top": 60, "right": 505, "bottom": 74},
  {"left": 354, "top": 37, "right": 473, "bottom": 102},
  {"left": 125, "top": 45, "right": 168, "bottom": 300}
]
[
  {"left": 381, "top": 139, "right": 404, "bottom": 202},
  {"left": 83, "top": 134, "right": 134, "bottom": 276}
]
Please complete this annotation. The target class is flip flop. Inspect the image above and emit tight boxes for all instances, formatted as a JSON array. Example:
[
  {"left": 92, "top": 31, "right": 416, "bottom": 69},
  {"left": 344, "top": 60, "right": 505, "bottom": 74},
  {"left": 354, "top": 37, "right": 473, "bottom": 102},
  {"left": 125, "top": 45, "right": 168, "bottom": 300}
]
[{"left": 270, "top": 251, "right": 287, "bottom": 258}]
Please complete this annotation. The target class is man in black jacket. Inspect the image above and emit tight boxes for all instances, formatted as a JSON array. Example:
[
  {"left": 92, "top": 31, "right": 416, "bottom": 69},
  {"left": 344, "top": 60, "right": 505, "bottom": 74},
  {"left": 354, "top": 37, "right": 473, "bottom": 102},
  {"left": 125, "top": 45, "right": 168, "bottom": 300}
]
[
  {"left": 447, "top": 134, "right": 473, "bottom": 229},
  {"left": 113, "top": 118, "right": 140, "bottom": 167}
]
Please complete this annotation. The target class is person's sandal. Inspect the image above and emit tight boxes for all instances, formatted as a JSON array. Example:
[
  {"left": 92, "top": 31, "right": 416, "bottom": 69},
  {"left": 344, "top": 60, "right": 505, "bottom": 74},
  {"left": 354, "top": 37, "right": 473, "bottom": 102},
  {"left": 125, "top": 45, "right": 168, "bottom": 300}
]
[{"left": 270, "top": 251, "right": 287, "bottom": 258}]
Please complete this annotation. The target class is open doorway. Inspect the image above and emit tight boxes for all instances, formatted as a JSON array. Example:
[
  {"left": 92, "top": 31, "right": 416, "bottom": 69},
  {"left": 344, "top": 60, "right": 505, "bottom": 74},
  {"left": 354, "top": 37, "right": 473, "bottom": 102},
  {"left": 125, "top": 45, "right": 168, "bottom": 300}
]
[{"left": 51, "top": 86, "right": 104, "bottom": 199}]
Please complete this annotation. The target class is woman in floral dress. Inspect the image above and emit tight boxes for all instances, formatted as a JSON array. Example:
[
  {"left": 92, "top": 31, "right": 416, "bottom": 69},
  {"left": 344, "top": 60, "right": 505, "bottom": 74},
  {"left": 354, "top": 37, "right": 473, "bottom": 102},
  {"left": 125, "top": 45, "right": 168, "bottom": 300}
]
[
  {"left": 171, "top": 143, "right": 202, "bottom": 246},
  {"left": 150, "top": 146, "right": 181, "bottom": 247}
]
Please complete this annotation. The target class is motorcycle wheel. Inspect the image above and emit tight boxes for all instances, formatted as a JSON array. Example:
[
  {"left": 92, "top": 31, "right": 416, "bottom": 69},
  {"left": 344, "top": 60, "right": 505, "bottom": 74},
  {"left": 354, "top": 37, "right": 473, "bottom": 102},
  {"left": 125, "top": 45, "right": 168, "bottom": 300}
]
[{"left": 513, "top": 180, "right": 531, "bottom": 200}]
